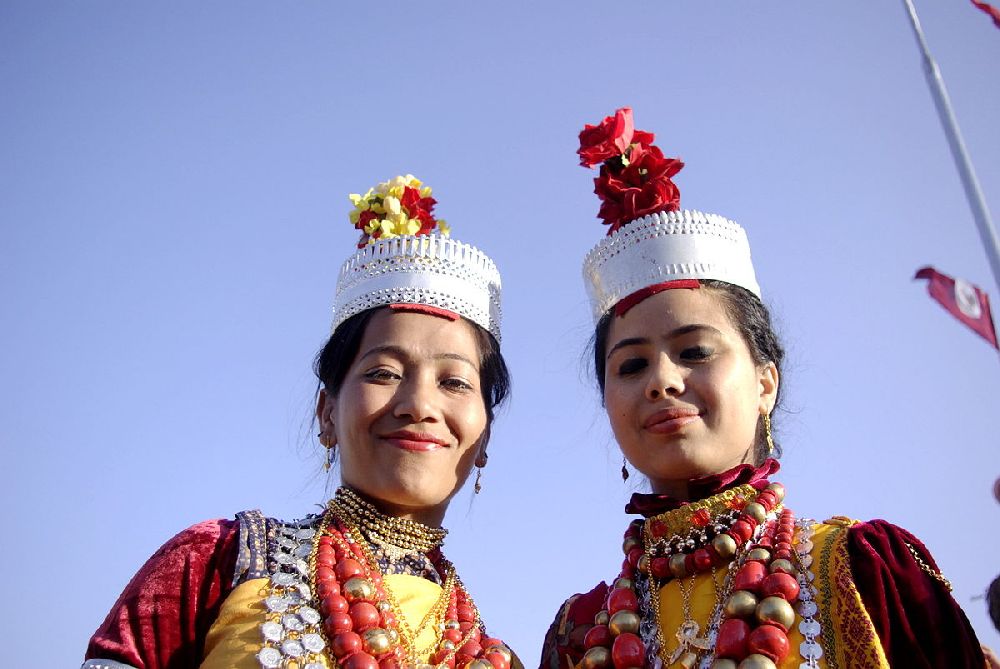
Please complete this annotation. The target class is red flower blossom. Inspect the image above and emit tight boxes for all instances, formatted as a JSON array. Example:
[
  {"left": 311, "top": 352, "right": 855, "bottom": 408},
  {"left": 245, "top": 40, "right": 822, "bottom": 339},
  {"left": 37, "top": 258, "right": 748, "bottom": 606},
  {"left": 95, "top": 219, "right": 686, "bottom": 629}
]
[
  {"left": 355, "top": 209, "right": 377, "bottom": 231},
  {"left": 578, "top": 107, "right": 637, "bottom": 167},
  {"left": 579, "top": 107, "right": 685, "bottom": 233}
]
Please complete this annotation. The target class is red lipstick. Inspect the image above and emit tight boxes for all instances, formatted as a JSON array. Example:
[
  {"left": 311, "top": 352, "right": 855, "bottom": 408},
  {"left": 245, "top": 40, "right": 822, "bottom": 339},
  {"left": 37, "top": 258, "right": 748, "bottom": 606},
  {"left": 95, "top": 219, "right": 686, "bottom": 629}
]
[
  {"left": 381, "top": 430, "right": 447, "bottom": 452},
  {"left": 643, "top": 406, "right": 700, "bottom": 434}
]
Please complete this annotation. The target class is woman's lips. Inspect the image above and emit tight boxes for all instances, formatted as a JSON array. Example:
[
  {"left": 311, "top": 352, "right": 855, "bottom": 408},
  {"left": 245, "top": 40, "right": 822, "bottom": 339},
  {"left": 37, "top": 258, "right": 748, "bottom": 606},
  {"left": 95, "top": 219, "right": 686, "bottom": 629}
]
[
  {"left": 643, "top": 407, "right": 700, "bottom": 434},
  {"left": 381, "top": 430, "right": 448, "bottom": 452}
]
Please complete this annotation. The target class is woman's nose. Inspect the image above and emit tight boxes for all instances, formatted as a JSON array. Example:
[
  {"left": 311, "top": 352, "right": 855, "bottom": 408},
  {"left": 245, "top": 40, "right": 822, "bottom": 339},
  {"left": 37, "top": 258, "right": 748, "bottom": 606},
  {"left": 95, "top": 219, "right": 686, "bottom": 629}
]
[
  {"left": 645, "top": 356, "right": 684, "bottom": 401},
  {"left": 393, "top": 377, "right": 440, "bottom": 422}
]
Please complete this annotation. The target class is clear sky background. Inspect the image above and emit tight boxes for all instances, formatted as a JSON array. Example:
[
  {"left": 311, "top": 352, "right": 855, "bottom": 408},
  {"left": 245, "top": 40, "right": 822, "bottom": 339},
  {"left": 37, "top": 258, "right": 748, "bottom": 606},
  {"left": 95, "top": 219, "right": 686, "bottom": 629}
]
[{"left": 3, "top": 2, "right": 1000, "bottom": 667}]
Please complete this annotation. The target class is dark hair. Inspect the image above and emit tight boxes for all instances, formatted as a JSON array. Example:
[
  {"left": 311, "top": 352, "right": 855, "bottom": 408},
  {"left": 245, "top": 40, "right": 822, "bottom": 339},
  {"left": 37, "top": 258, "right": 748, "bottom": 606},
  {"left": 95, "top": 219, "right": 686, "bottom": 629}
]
[
  {"left": 313, "top": 307, "right": 511, "bottom": 448},
  {"left": 592, "top": 280, "right": 785, "bottom": 462}
]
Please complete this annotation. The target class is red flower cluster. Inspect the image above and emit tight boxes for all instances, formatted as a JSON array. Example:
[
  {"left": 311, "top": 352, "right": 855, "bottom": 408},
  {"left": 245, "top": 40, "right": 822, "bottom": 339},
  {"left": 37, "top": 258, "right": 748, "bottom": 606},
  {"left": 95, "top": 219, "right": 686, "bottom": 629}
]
[
  {"left": 578, "top": 107, "right": 684, "bottom": 234},
  {"left": 403, "top": 187, "right": 439, "bottom": 234}
]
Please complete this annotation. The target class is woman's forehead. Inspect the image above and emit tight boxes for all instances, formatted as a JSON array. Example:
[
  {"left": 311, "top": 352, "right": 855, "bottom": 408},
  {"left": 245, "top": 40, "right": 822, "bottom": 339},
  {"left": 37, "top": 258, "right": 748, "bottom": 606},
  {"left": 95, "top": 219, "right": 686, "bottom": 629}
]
[{"left": 611, "top": 288, "right": 735, "bottom": 336}]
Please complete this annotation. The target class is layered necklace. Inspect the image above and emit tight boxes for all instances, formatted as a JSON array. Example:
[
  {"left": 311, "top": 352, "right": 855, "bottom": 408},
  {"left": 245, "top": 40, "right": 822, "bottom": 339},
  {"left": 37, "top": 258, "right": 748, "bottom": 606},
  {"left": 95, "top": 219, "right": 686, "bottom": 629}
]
[
  {"left": 312, "top": 487, "right": 514, "bottom": 669},
  {"left": 578, "top": 482, "right": 824, "bottom": 669}
]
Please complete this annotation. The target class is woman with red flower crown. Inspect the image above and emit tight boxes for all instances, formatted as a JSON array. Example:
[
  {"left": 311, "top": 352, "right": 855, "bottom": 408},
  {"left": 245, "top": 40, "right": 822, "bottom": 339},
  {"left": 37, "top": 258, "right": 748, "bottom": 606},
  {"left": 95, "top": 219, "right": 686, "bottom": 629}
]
[
  {"left": 82, "top": 175, "right": 521, "bottom": 669},
  {"left": 539, "top": 108, "right": 986, "bottom": 669}
]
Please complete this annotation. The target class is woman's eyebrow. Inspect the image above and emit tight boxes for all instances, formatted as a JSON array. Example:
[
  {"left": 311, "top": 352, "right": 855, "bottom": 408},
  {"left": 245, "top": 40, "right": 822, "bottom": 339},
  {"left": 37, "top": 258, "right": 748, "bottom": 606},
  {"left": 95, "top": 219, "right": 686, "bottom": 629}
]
[
  {"left": 606, "top": 324, "right": 723, "bottom": 360},
  {"left": 359, "top": 345, "right": 477, "bottom": 369}
]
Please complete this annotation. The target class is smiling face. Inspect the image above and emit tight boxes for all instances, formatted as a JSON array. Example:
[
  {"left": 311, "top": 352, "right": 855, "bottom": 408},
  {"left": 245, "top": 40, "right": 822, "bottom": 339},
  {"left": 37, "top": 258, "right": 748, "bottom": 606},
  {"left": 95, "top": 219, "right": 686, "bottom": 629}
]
[
  {"left": 316, "top": 309, "right": 488, "bottom": 524},
  {"left": 603, "top": 288, "right": 778, "bottom": 496}
]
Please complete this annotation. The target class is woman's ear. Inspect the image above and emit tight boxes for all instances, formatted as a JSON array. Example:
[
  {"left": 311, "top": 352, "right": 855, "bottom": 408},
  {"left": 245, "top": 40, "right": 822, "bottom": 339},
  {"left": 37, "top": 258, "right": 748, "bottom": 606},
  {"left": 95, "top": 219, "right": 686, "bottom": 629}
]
[
  {"left": 316, "top": 389, "right": 337, "bottom": 447},
  {"left": 758, "top": 361, "right": 779, "bottom": 415},
  {"left": 475, "top": 443, "right": 489, "bottom": 469}
]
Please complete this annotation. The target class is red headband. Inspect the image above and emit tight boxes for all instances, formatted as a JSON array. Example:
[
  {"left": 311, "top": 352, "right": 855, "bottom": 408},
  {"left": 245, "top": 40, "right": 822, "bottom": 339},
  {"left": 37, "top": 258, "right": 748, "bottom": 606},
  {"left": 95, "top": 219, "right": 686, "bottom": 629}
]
[
  {"left": 613, "top": 279, "right": 701, "bottom": 317},
  {"left": 388, "top": 303, "right": 460, "bottom": 321}
]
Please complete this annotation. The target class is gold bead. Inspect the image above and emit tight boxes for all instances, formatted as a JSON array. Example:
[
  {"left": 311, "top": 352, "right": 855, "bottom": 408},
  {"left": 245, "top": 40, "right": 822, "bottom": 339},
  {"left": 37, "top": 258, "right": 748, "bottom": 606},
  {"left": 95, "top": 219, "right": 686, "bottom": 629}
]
[
  {"left": 755, "top": 595, "right": 796, "bottom": 631},
  {"left": 678, "top": 651, "right": 699, "bottom": 669},
  {"left": 580, "top": 647, "right": 612, "bottom": 669},
  {"left": 594, "top": 610, "right": 610, "bottom": 626},
  {"left": 711, "top": 660, "right": 738, "bottom": 669},
  {"left": 737, "top": 654, "right": 777, "bottom": 669},
  {"left": 669, "top": 554, "right": 688, "bottom": 579},
  {"left": 608, "top": 610, "right": 641, "bottom": 635},
  {"left": 363, "top": 628, "right": 393, "bottom": 655},
  {"left": 613, "top": 577, "right": 633, "bottom": 590},
  {"left": 744, "top": 502, "right": 766, "bottom": 524},
  {"left": 467, "top": 661, "right": 494, "bottom": 669},
  {"left": 444, "top": 619, "right": 461, "bottom": 630},
  {"left": 746, "top": 547, "right": 771, "bottom": 563},
  {"left": 768, "top": 558, "right": 797, "bottom": 576},
  {"left": 766, "top": 482, "right": 785, "bottom": 502},
  {"left": 637, "top": 554, "right": 650, "bottom": 574},
  {"left": 723, "top": 589, "right": 758, "bottom": 618},
  {"left": 342, "top": 577, "right": 374, "bottom": 602},
  {"left": 712, "top": 533, "right": 738, "bottom": 559},
  {"left": 623, "top": 537, "right": 640, "bottom": 554},
  {"left": 377, "top": 600, "right": 391, "bottom": 612},
  {"left": 439, "top": 640, "right": 456, "bottom": 651}
]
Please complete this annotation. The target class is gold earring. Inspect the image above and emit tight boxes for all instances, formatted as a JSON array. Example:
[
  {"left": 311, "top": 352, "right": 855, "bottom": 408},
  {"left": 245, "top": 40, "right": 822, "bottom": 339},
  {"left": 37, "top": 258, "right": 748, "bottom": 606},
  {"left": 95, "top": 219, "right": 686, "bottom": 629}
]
[
  {"left": 763, "top": 412, "right": 775, "bottom": 456},
  {"left": 474, "top": 467, "right": 483, "bottom": 494},
  {"left": 621, "top": 457, "right": 629, "bottom": 481}
]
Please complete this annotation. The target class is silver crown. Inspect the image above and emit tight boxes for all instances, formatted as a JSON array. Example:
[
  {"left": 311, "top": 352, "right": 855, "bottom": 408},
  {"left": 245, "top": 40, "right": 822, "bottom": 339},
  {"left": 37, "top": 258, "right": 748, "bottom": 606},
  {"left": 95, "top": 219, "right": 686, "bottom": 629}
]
[
  {"left": 331, "top": 234, "right": 502, "bottom": 341},
  {"left": 582, "top": 209, "right": 760, "bottom": 322}
]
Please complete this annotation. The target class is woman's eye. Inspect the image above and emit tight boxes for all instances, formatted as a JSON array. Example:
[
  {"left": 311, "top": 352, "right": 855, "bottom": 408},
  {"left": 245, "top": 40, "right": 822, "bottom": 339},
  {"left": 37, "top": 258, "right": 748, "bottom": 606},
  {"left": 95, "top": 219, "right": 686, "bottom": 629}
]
[
  {"left": 680, "top": 346, "right": 713, "bottom": 361},
  {"left": 616, "top": 358, "right": 647, "bottom": 376},
  {"left": 364, "top": 368, "right": 401, "bottom": 382},
  {"left": 441, "top": 377, "right": 475, "bottom": 392}
]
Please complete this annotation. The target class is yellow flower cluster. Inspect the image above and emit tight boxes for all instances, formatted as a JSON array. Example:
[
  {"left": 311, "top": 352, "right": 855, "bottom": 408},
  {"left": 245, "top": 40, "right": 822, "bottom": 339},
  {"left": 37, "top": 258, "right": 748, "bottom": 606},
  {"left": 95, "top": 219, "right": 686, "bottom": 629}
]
[{"left": 348, "top": 174, "right": 450, "bottom": 245}]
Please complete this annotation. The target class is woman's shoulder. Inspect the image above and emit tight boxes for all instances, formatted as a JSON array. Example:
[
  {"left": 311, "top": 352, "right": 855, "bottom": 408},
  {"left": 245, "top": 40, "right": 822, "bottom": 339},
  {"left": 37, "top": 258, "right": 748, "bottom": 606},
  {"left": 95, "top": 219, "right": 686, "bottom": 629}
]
[{"left": 538, "top": 581, "right": 609, "bottom": 669}]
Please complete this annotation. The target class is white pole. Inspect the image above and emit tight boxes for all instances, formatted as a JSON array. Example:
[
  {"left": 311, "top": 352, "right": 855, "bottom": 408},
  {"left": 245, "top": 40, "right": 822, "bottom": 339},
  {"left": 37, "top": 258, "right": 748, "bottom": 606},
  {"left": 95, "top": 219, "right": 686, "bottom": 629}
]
[{"left": 901, "top": 0, "right": 1000, "bottom": 300}]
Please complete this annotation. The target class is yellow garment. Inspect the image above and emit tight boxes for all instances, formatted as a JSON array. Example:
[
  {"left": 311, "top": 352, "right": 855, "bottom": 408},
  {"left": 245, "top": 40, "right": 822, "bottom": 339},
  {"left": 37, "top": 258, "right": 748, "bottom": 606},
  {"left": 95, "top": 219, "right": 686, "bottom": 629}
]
[
  {"left": 656, "top": 521, "right": 888, "bottom": 669},
  {"left": 201, "top": 574, "right": 444, "bottom": 668}
]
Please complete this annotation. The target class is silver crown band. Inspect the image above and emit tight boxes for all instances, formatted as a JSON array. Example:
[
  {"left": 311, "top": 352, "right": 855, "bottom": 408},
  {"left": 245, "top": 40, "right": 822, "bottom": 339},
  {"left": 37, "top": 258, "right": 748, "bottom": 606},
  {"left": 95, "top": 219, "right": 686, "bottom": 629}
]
[
  {"left": 331, "top": 235, "right": 502, "bottom": 341},
  {"left": 582, "top": 209, "right": 761, "bottom": 323}
]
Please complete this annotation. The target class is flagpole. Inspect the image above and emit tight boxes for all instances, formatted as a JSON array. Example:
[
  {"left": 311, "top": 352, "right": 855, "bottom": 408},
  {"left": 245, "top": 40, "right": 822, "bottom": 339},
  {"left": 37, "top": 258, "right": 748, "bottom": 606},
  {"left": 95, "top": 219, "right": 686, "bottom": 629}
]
[{"left": 901, "top": 0, "right": 1000, "bottom": 300}]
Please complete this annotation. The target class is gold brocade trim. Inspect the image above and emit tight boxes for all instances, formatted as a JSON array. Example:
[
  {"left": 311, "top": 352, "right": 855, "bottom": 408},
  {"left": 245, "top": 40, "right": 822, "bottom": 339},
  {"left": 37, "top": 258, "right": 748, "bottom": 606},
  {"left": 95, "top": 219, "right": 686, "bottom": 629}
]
[
  {"left": 812, "top": 520, "right": 890, "bottom": 669},
  {"left": 643, "top": 484, "right": 758, "bottom": 541}
]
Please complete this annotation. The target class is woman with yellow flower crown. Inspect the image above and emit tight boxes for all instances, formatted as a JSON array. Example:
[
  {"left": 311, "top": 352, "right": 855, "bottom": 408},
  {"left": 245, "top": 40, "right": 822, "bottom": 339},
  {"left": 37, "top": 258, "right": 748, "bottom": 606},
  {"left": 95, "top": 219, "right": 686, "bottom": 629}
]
[
  {"left": 82, "top": 175, "right": 520, "bottom": 669},
  {"left": 538, "top": 109, "right": 986, "bottom": 669}
]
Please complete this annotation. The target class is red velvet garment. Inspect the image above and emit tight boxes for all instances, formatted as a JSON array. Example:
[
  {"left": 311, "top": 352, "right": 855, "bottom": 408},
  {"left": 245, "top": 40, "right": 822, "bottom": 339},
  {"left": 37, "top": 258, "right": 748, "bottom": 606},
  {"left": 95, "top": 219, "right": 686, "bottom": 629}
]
[
  {"left": 848, "top": 519, "right": 985, "bottom": 668},
  {"left": 624, "top": 459, "right": 780, "bottom": 517},
  {"left": 84, "top": 519, "right": 240, "bottom": 669}
]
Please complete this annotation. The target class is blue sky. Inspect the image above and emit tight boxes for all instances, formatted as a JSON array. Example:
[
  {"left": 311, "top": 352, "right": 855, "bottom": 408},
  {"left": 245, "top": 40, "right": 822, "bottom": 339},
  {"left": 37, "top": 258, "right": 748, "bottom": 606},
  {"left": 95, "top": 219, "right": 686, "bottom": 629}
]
[{"left": 3, "top": 2, "right": 1000, "bottom": 665}]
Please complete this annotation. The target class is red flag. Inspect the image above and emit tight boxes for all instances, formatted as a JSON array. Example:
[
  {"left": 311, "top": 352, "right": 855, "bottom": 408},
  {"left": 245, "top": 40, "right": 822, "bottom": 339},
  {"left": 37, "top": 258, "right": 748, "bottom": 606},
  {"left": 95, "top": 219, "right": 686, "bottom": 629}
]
[
  {"left": 972, "top": 0, "right": 1000, "bottom": 29},
  {"left": 915, "top": 266, "right": 998, "bottom": 348}
]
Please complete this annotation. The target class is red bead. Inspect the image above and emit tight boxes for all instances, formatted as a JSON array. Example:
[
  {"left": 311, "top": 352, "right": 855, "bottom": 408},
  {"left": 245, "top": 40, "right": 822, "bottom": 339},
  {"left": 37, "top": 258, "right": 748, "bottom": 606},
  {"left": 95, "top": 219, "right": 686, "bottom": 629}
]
[
  {"left": 444, "top": 628, "right": 463, "bottom": 644},
  {"left": 343, "top": 652, "right": 380, "bottom": 669},
  {"left": 380, "top": 611, "right": 397, "bottom": 628},
  {"left": 459, "top": 640, "right": 483, "bottom": 658},
  {"left": 757, "top": 536, "right": 773, "bottom": 548},
  {"left": 317, "top": 580, "right": 339, "bottom": 599},
  {"left": 584, "top": 624, "right": 613, "bottom": 649},
  {"left": 331, "top": 632, "right": 363, "bottom": 657},
  {"left": 316, "top": 565, "right": 338, "bottom": 584},
  {"left": 317, "top": 543, "right": 336, "bottom": 561},
  {"left": 626, "top": 547, "right": 644, "bottom": 569},
  {"left": 325, "top": 612, "right": 353, "bottom": 636},
  {"left": 761, "top": 573, "right": 800, "bottom": 601},
  {"left": 774, "top": 549, "right": 793, "bottom": 560},
  {"left": 747, "top": 624, "right": 790, "bottom": 663},
  {"left": 775, "top": 531, "right": 792, "bottom": 544},
  {"left": 714, "top": 618, "right": 749, "bottom": 659},
  {"left": 650, "top": 557, "right": 671, "bottom": 580},
  {"left": 730, "top": 520, "right": 754, "bottom": 544},
  {"left": 379, "top": 658, "right": 399, "bottom": 669},
  {"left": 485, "top": 651, "right": 510, "bottom": 669},
  {"left": 607, "top": 588, "right": 638, "bottom": 615},
  {"left": 322, "top": 594, "right": 350, "bottom": 616},
  {"left": 648, "top": 518, "right": 667, "bottom": 538},
  {"left": 482, "top": 638, "right": 502, "bottom": 649},
  {"left": 611, "top": 632, "right": 644, "bottom": 669},
  {"left": 335, "top": 559, "right": 364, "bottom": 582},
  {"left": 457, "top": 603, "right": 475, "bottom": 621},
  {"left": 349, "top": 602, "right": 380, "bottom": 631},
  {"left": 692, "top": 548, "right": 713, "bottom": 572},
  {"left": 732, "top": 561, "right": 766, "bottom": 593},
  {"left": 691, "top": 509, "right": 711, "bottom": 527}
]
